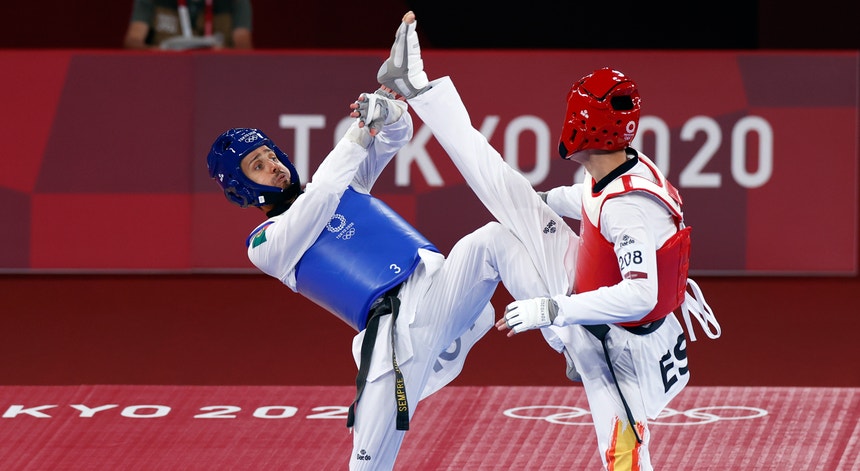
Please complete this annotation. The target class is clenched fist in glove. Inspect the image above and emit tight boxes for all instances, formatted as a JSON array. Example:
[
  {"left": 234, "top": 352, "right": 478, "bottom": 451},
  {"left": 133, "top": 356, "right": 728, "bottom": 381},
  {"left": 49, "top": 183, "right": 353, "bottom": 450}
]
[
  {"left": 496, "top": 297, "right": 559, "bottom": 337},
  {"left": 349, "top": 87, "right": 407, "bottom": 136}
]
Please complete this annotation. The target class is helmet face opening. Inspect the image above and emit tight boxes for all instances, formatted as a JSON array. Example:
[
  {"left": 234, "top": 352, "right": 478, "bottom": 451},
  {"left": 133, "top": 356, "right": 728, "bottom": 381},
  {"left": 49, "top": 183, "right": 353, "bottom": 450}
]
[
  {"left": 206, "top": 128, "right": 300, "bottom": 208},
  {"left": 610, "top": 95, "right": 635, "bottom": 111},
  {"left": 558, "top": 68, "right": 641, "bottom": 158}
]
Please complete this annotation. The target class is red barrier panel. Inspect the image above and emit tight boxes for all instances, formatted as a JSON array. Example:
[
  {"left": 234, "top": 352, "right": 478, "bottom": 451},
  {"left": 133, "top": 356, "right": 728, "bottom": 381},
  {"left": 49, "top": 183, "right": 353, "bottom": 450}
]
[
  {"left": 0, "top": 50, "right": 857, "bottom": 274},
  {"left": 1, "top": 274, "right": 858, "bottom": 387}
]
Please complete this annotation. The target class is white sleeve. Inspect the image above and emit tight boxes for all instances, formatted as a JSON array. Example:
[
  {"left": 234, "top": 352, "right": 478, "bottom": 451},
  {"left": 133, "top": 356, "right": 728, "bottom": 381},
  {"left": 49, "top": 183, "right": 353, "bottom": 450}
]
[
  {"left": 351, "top": 100, "right": 412, "bottom": 194},
  {"left": 551, "top": 194, "right": 673, "bottom": 325},
  {"left": 544, "top": 185, "right": 583, "bottom": 220}
]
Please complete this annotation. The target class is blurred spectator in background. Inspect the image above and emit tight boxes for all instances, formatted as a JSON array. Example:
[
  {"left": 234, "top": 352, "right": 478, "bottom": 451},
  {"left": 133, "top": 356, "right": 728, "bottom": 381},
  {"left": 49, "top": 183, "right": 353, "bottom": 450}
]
[{"left": 123, "top": 0, "right": 252, "bottom": 51}]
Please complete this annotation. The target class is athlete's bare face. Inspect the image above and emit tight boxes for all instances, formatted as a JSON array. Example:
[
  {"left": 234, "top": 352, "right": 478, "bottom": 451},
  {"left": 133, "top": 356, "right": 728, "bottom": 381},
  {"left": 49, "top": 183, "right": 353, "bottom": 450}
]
[
  {"left": 241, "top": 146, "right": 291, "bottom": 189},
  {"left": 565, "top": 149, "right": 589, "bottom": 165}
]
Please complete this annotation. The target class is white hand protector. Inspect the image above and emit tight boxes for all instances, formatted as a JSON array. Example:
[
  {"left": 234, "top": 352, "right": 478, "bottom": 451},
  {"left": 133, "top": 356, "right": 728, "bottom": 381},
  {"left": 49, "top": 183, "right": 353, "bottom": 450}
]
[
  {"left": 377, "top": 12, "right": 429, "bottom": 98},
  {"left": 343, "top": 120, "right": 373, "bottom": 149},
  {"left": 354, "top": 88, "right": 404, "bottom": 135},
  {"left": 503, "top": 298, "right": 559, "bottom": 334}
]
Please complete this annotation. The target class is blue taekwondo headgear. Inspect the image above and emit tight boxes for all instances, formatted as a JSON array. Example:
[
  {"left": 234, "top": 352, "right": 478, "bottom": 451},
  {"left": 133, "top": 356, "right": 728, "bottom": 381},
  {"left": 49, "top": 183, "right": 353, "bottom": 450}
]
[{"left": 207, "top": 128, "right": 301, "bottom": 208}]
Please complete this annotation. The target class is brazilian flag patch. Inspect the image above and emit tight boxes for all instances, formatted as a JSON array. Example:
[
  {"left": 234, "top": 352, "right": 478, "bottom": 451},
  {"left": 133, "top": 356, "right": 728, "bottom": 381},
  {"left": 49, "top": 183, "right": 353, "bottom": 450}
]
[
  {"left": 251, "top": 229, "right": 267, "bottom": 248},
  {"left": 249, "top": 222, "right": 274, "bottom": 248}
]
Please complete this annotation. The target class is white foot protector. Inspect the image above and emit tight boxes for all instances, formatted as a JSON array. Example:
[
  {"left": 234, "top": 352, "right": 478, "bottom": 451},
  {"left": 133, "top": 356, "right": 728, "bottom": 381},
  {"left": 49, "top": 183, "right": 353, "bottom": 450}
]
[{"left": 377, "top": 11, "right": 429, "bottom": 99}]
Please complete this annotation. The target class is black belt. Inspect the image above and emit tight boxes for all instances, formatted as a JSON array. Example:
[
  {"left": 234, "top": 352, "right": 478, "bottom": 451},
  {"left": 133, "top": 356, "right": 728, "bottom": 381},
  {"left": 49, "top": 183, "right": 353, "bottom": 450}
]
[
  {"left": 584, "top": 323, "right": 644, "bottom": 444},
  {"left": 346, "top": 284, "right": 410, "bottom": 431},
  {"left": 620, "top": 316, "right": 665, "bottom": 335}
]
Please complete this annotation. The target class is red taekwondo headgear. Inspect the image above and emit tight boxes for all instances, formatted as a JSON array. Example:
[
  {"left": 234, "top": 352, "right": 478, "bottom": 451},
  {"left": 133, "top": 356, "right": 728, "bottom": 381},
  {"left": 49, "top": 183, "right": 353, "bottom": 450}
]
[{"left": 558, "top": 67, "right": 641, "bottom": 159}]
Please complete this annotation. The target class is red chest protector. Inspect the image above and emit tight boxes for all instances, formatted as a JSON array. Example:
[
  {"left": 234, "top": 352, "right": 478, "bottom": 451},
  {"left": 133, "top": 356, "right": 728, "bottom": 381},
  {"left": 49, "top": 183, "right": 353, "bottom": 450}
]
[{"left": 573, "top": 156, "right": 691, "bottom": 327}]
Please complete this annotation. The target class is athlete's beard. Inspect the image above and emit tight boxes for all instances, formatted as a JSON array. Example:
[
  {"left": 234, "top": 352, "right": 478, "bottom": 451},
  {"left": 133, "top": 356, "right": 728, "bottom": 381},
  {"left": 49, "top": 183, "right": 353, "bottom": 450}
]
[{"left": 263, "top": 183, "right": 304, "bottom": 217}]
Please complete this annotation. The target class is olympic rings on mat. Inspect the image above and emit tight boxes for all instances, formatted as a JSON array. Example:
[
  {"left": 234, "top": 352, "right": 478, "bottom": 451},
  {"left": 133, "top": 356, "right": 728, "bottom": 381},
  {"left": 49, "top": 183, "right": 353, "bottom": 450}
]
[{"left": 502, "top": 405, "right": 768, "bottom": 426}]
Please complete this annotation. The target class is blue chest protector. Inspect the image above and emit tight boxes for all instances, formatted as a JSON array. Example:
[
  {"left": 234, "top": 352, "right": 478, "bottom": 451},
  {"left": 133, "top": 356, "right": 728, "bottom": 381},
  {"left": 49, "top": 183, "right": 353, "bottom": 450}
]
[{"left": 294, "top": 187, "right": 438, "bottom": 331}]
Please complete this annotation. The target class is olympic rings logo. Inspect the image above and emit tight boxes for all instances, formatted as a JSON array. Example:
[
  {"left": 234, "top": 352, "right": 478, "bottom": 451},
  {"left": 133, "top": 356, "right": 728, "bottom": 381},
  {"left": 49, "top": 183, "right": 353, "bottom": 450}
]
[
  {"left": 326, "top": 214, "right": 355, "bottom": 239},
  {"left": 503, "top": 405, "right": 768, "bottom": 426},
  {"left": 327, "top": 214, "right": 346, "bottom": 232}
]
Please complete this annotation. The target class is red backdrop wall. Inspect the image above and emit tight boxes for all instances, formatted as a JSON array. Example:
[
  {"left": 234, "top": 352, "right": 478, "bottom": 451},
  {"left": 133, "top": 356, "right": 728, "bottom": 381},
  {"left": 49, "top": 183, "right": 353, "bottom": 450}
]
[
  {"left": 2, "top": 51, "right": 856, "bottom": 275},
  {"left": 1, "top": 274, "right": 858, "bottom": 387}
]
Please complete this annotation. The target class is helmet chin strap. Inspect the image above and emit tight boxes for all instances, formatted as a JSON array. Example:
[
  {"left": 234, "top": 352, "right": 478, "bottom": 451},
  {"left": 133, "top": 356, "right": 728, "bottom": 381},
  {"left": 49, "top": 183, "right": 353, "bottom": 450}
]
[{"left": 262, "top": 183, "right": 304, "bottom": 217}]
